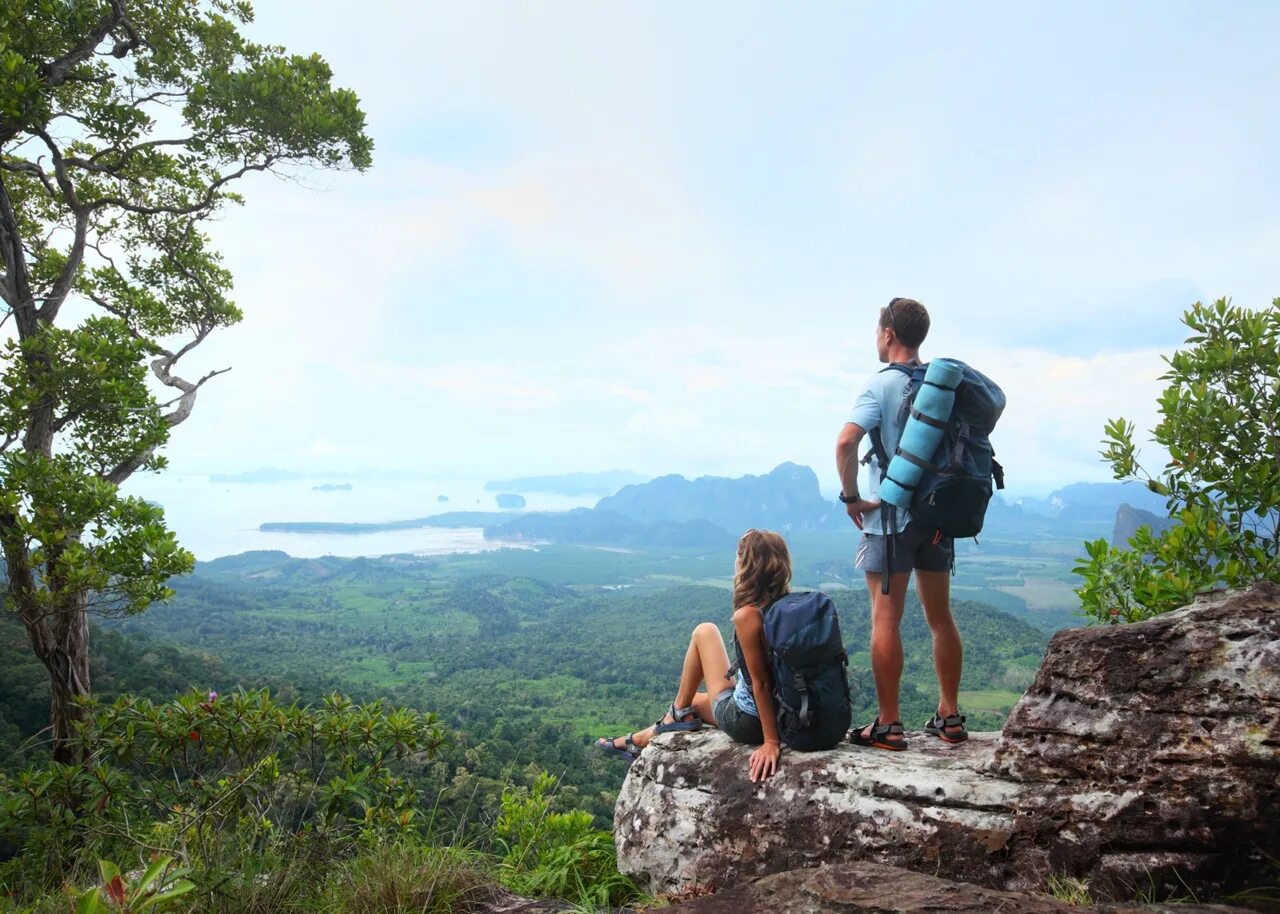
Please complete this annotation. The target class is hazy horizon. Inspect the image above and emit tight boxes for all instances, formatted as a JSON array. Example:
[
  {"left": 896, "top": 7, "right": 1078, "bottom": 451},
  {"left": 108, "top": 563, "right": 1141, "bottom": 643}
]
[{"left": 113, "top": 3, "right": 1279, "bottom": 495}]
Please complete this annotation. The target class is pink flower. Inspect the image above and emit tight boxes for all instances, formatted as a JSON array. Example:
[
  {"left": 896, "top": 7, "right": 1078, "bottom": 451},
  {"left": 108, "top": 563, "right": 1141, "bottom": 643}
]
[{"left": 208, "top": 691, "right": 218, "bottom": 703}]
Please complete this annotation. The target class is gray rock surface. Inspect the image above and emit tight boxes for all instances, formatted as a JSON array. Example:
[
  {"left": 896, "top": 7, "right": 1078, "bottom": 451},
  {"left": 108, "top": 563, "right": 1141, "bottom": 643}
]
[
  {"left": 662, "top": 861, "right": 1259, "bottom": 914},
  {"left": 615, "top": 581, "right": 1280, "bottom": 905}
]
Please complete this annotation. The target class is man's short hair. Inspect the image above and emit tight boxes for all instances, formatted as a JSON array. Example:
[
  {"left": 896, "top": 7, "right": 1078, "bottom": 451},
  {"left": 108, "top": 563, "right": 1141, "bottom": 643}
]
[{"left": 880, "top": 297, "right": 930, "bottom": 348}]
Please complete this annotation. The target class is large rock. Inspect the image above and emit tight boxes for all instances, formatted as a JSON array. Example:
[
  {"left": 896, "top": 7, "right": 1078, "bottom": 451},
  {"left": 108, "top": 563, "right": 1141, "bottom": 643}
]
[
  {"left": 615, "top": 581, "right": 1280, "bottom": 905},
  {"left": 663, "top": 861, "right": 1256, "bottom": 914},
  {"left": 670, "top": 860, "right": 1259, "bottom": 911}
]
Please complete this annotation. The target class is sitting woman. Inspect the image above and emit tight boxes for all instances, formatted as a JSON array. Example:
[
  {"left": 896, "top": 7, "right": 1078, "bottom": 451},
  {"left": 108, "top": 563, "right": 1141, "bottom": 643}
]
[{"left": 595, "top": 528, "right": 794, "bottom": 783}]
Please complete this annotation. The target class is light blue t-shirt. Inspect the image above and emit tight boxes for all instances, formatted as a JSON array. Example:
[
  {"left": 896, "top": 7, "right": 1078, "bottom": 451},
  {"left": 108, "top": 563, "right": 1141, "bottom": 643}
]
[{"left": 848, "top": 365, "right": 913, "bottom": 535}]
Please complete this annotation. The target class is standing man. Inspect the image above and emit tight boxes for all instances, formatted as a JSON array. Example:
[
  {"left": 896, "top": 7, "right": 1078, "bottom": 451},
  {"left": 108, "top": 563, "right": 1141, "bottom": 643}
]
[{"left": 834, "top": 298, "right": 967, "bottom": 750}]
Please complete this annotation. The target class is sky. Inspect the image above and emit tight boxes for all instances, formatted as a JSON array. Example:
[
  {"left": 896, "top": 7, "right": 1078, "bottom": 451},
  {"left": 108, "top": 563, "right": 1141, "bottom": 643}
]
[{"left": 151, "top": 1, "right": 1280, "bottom": 495}]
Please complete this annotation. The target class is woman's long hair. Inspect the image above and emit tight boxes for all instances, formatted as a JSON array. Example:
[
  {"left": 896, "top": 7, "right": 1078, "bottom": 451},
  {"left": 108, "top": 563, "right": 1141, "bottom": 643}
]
[{"left": 732, "top": 529, "right": 792, "bottom": 610}]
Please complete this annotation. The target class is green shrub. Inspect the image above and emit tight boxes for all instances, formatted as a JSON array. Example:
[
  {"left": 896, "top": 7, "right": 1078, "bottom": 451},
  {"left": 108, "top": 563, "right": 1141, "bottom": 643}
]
[
  {"left": 1075, "top": 299, "right": 1280, "bottom": 622},
  {"left": 0, "top": 689, "right": 446, "bottom": 902},
  {"left": 495, "top": 771, "right": 640, "bottom": 908}
]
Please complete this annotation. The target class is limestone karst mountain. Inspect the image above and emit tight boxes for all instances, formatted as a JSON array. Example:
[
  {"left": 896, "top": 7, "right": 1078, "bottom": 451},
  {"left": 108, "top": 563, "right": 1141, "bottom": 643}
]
[{"left": 595, "top": 462, "right": 844, "bottom": 534}]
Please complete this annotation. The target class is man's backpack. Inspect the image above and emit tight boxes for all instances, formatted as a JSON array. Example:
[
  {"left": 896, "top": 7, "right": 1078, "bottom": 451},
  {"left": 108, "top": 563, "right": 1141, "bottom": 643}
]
[
  {"left": 864, "top": 360, "right": 1006, "bottom": 540},
  {"left": 741, "top": 591, "right": 851, "bottom": 751}
]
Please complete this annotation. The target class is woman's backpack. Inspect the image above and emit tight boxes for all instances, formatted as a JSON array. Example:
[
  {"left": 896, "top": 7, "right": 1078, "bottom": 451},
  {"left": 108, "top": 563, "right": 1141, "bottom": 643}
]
[{"left": 761, "top": 591, "right": 851, "bottom": 751}]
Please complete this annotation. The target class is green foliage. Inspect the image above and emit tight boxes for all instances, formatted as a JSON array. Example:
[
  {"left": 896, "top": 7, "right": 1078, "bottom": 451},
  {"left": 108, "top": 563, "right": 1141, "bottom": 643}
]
[
  {"left": 495, "top": 771, "right": 640, "bottom": 909},
  {"left": 316, "top": 841, "right": 501, "bottom": 914},
  {"left": 75, "top": 857, "right": 194, "bottom": 914},
  {"left": 0, "top": 684, "right": 641, "bottom": 913},
  {"left": 0, "top": 689, "right": 445, "bottom": 899},
  {"left": 1075, "top": 299, "right": 1280, "bottom": 621}
]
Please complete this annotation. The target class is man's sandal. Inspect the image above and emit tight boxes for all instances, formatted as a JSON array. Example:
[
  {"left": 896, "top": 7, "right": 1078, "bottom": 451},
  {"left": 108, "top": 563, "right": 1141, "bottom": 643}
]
[
  {"left": 653, "top": 702, "right": 703, "bottom": 735},
  {"left": 924, "top": 711, "right": 968, "bottom": 743},
  {"left": 595, "top": 733, "right": 642, "bottom": 765},
  {"left": 848, "top": 717, "right": 908, "bottom": 751}
]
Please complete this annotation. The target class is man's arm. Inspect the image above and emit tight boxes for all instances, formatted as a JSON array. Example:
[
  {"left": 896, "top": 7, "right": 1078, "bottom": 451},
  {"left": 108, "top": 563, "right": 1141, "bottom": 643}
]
[{"left": 836, "top": 422, "right": 880, "bottom": 530}]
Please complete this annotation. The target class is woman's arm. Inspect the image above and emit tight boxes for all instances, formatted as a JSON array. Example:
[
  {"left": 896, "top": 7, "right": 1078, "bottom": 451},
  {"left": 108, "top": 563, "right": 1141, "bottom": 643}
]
[{"left": 733, "top": 605, "right": 781, "bottom": 782}]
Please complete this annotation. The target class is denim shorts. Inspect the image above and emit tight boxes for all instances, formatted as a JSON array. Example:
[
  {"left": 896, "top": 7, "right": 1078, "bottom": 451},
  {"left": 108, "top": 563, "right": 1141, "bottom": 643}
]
[
  {"left": 711, "top": 687, "right": 764, "bottom": 745},
  {"left": 855, "top": 520, "right": 954, "bottom": 575}
]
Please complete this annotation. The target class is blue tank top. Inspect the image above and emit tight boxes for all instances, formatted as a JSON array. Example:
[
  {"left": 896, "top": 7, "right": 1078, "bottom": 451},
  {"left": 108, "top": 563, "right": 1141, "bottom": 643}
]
[{"left": 732, "top": 634, "right": 760, "bottom": 717}]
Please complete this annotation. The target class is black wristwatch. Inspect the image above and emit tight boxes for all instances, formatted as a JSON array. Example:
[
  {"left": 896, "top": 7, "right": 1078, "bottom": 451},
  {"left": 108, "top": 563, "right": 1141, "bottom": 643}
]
[{"left": 838, "top": 492, "right": 859, "bottom": 504}]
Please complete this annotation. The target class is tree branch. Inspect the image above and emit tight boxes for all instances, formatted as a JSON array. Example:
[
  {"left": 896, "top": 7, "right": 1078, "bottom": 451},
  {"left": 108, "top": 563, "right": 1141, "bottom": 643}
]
[
  {"left": 64, "top": 137, "right": 195, "bottom": 174},
  {"left": 88, "top": 156, "right": 282, "bottom": 217},
  {"left": 37, "top": 0, "right": 128, "bottom": 88},
  {"left": 0, "top": 173, "right": 37, "bottom": 336},
  {"left": 27, "top": 130, "right": 89, "bottom": 325},
  {"left": 32, "top": 129, "right": 83, "bottom": 212},
  {"left": 0, "top": 158, "right": 59, "bottom": 199},
  {"left": 99, "top": 328, "right": 230, "bottom": 486}
]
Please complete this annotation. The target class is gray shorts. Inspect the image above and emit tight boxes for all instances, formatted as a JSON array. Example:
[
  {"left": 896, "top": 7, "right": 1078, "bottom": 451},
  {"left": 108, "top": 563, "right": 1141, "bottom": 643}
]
[
  {"left": 855, "top": 521, "right": 954, "bottom": 575},
  {"left": 711, "top": 687, "right": 764, "bottom": 745}
]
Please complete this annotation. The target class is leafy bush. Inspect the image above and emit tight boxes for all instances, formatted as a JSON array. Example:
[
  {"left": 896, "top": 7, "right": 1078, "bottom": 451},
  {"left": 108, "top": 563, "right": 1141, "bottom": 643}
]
[
  {"left": 0, "top": 689, "right": 446, "bottom": 901},
  {"left": 1075, "top": 299, "right": 1280, "bottom": 622},
  {"left": 495, "top": 771, "right": 640, "bottom": 908}
]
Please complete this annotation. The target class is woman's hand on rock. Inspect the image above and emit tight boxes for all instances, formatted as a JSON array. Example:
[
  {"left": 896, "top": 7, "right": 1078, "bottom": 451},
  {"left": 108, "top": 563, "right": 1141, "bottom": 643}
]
[{"left": 749, "top": 741, "right": 780, "bottom": 782}]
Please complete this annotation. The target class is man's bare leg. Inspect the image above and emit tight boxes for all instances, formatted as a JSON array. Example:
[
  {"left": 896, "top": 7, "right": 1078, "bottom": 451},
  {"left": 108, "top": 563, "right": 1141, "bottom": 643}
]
[
  {"left": 857, "top": 570, "right": 911, "bottom": 737},
  {"left": 915, "top": 568, "right": 965, "bottom": 735}
]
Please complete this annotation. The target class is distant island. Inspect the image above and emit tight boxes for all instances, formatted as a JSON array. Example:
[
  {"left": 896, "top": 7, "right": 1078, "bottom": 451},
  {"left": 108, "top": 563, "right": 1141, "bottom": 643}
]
[
  {"left": 210, "top": 468, "right": 306, "bottom": 484},
  {"left": 312, "top": 483, "right": 352, "bottom": 492},
  {"left": 494, "top": 493, "right": 527, "bottom": 510},
  {"left": 437, "top": 494, "right": 449, "bottom": 503},
  {"left": 259, "top": 511, "right": 505, "bottom": 535},
  {"left": 484, "top": 470, "right": 647, "bottom": 497}
]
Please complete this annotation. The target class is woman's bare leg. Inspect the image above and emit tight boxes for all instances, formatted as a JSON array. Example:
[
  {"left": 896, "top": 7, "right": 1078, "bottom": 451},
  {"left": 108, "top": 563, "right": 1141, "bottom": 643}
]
[
  {"left": 675, "top": 622, "right": 734, "bottom": 713},
  {"left": 601, "top": 622, "right": 732, "bottom": 751}
]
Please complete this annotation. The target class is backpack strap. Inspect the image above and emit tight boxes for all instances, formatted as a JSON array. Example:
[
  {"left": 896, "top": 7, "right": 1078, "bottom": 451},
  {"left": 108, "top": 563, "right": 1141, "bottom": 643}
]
[
  {"left": 908, "top": 406, "right": 949, "bottom": 431},
  {"left": 860, "top": 363, "right": 915, "bottom": 473},
  {"left": 894, "top": 448, "right": 943, "bottom": 475},
  {"left": 861, "top": 427, "right": 890, "bottom": 474}
]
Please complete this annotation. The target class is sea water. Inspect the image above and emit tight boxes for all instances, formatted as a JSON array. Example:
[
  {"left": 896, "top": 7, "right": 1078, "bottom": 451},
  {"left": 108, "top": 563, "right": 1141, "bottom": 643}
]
[{"left": 120, "top": 474, "right": 596, "bottom": 561}]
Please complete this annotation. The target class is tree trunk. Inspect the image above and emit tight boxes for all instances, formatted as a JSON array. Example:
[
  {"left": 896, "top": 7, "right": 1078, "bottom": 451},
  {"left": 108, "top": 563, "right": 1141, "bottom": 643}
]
[
  {"left": 47, "top": 595, "right": 92, "bottom": 764},
  {"left": 6, "top": 578, "right": 93, "bottom": 764}
]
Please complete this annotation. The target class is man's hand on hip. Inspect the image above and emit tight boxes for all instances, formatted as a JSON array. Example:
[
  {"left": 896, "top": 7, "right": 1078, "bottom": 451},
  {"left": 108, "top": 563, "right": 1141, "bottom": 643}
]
[{"left": 845, "top": 497, "right": 881, "bottom": 530}]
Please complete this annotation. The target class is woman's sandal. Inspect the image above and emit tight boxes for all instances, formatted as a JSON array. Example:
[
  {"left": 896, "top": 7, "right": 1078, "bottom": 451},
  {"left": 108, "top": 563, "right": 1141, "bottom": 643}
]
[
  {"left": 848, "top": 717, "right": 908, "bottom": 751},
  {"left": 595, "top": 732, "right": 642, "bottom": 765},
  {"left": 653, "top": 702, "right": 703, "bottom": 735},
  {"left": 596, "top": 703, "right": 701, "bottom": 766},
  {"left": 924, "top": 711, "right": 968, "bottom": 743}
]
